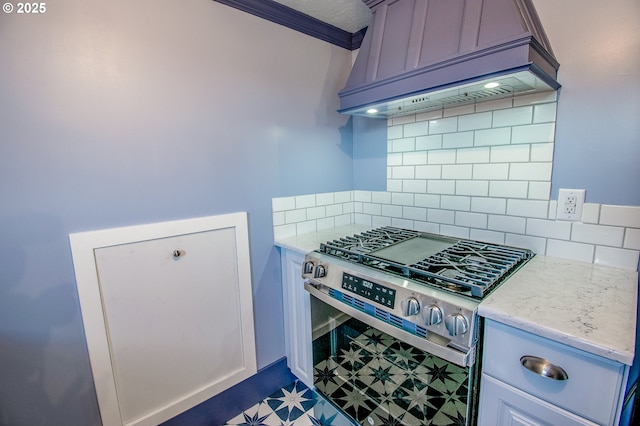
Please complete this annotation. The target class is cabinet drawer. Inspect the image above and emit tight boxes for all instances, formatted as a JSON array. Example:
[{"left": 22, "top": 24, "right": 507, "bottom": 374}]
[
  {"left": 482, "top": 320, "right": 626, "bottom": 425},
  {"left": 478, "top": 374, "right": 597, "bottom": 426}
]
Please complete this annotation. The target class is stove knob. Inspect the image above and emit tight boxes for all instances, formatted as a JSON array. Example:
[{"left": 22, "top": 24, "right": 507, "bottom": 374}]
[
  {"left": 303, "top": 261, "right": 314, "bottom": 275},
  {"left": 422, "top": 304, "right": 443, "bottom": 326},
  {"left": 401, "top": 297, "right": 420, "bottom": 316},
  {"left": 313, "top": 265, "right": 326, "bottom": 279},
  {"left": 445, "top": 313, "right": 469, "bottom": 336}
]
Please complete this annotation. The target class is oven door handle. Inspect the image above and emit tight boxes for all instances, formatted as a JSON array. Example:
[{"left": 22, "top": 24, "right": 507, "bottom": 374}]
[{"left": 304, "top": 282, "right": 473, "bottom": 368}]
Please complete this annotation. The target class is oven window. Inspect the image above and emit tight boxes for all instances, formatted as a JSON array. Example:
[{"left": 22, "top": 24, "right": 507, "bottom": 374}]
[{"left": 312, "top": 315, "right": 470, "bottom": 425}]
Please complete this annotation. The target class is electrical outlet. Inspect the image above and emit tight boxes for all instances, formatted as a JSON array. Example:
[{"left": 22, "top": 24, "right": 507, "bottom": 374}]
[{"left": 557, "top": 189, "right": 585, "bottom": 221}]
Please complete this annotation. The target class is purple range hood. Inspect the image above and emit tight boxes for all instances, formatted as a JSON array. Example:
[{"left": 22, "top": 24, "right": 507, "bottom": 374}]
[{"left": 338, "top": 0, "right": 560, "bottom": 117}]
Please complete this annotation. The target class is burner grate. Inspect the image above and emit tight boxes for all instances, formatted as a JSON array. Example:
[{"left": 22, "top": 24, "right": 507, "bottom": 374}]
[{"left": 318, "top": 227, "right": 533, "bottom": 299}]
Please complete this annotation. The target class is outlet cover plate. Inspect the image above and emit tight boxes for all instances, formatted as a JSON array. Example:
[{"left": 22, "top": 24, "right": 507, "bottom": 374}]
[{"left": 557, "top": 189, "right": 585, "bottom": 221}]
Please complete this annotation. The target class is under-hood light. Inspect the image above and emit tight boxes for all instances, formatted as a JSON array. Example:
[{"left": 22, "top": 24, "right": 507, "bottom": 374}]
[
  {"left": 484, "top": 82, "right": 500, "bottom": 89},
  {"left": 366, "top": 108, "right": 378, "bottom": 114}
]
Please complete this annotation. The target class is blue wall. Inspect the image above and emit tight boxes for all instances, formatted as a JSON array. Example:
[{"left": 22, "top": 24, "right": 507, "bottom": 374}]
[{"left": 0, "top": 1, "right": 354, "bottom": 424}]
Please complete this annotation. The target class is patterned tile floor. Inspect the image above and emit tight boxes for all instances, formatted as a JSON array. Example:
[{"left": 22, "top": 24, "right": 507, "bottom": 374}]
[{"left": 224, "top": 380, "right": 356, "bottom": 426}]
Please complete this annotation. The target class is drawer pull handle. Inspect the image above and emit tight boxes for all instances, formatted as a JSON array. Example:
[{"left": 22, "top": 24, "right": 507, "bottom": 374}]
[{"left": 520, "top": 355, "right": 568, "bottom": 381}]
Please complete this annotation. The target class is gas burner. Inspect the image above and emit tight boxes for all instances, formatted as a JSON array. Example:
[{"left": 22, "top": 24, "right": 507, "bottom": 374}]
[{"left": 318, "top": 227, "right": 533, "bottom": 299}]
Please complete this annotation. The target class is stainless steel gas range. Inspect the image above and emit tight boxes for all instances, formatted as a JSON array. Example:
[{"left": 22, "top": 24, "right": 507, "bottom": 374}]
[{"left": 302, "top": 226, "right": 533, "bottom": 425}]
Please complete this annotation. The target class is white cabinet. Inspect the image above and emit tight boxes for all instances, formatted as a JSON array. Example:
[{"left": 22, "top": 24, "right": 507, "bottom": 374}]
[
  {"left": 280, "top": 248, "right": 314, "bottom": 388},
  {"left": 478, "top": 320, "right": 629, "bottom": 426}
]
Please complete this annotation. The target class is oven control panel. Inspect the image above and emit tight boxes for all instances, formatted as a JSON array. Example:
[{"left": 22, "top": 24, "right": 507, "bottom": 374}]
[{"left": 342, "top": 272, "right": 395, "bottom": 309}]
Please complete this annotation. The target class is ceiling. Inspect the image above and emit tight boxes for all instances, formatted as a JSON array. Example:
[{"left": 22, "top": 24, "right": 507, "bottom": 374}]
[{"left": 272, "top": 0, "right": 371, "bottom": 33}]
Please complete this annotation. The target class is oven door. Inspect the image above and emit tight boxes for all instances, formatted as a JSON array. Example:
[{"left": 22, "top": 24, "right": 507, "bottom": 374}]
[{"left": 307, "top": 283, "right": 475, "bottom": 426}]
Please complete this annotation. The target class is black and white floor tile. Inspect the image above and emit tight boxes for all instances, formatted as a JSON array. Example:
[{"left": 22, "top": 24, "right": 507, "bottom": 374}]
[{"left": 224, "top": 380, "right": 356, "bottom": 426}]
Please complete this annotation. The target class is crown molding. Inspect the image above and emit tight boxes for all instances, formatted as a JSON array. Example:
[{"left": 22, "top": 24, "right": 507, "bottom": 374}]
[{"left": 213, "top": 0, "right": 365, "bottom": 50}]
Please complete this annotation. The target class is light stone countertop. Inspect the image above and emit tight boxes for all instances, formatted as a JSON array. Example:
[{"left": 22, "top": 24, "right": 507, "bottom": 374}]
[
  {"left": 275, "top": 228, "right": 638, "bottom": 366},
  {"left": 479, "top": 255, "right": 638, "bottom": 365}
]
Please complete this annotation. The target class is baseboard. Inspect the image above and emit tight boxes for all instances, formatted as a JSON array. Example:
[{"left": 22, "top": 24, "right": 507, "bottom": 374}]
[{"left": 161, "top": 357, "right": 296, "bottom": 425}]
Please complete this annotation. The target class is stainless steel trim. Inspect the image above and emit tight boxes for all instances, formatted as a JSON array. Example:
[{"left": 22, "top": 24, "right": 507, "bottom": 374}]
[
  {"left": 305, "top": 282, "right": 472, "bottom": 367},
  {"left": 520, "top": 355, "right": 569, "bottom": 381}
]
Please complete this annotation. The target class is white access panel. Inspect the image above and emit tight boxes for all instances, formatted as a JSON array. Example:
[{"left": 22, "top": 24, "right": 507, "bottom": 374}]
[{"left": 69, "top": 213, "right": 257, "bottom": 426}]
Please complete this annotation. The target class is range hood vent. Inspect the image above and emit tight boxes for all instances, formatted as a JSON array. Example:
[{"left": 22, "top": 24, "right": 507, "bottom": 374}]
[{"left": 339, "top": 0, "right": 560, "bottom": 118}]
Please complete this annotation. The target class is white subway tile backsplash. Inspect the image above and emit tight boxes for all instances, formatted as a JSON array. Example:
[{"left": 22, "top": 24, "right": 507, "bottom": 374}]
[
  {"left": 428, "top": 149, "right": 457, "bottom": 164},
  {"left": 473, "top": 163, "right": 509, "bottom": 180},
  {"left": 624, "top": 229, "right": 640, "bottom": 250},
  {"left": 443, "top": 131, "right": 474, "bottom": 149},
  {"left": 285, "top": 209, "right": 306, "bottom": 223},
  {"left": 509, "top": 163, "right": 552, "bottom": 181},
  {"left": 335, "top": 214, "right": 352, "bottom": 227},
  {"left": 440, "top": 225, "right": 470, "bottom": 239},
  {"left": 363, "top": 203, "right": 382, "bottom": 216},
  {"left": 458, "top": 111, "right": 492, "bottom": 131},
  {"left": 456, "top": 180, "right": 489, "bottom": 196},
  {"left": 372, "top": 216, "right": 392, "bottom": 227},
  {"left": 528, "top": 182, "right": 551, "bottom": 200},
  {"left": 471, "top": 197, "right": 506, "bottom": 214},
  {"left": 490, "top": 181, "right": 528, "bottom": 198},
  {"left": 307, "top": 206, "right": 326, "bottom": 220},
  {"left": 382, "top": 204, "right": 403, "bottom": 218},
  {"left": 392, "top": 137, "right": 416, "bottom": 152},
  {"left": 372, "top": 191, "right": 392, "bottom": 204},
  {"left": 404, "top": 206, "right": 427, "bottom": 221},
  {"left": 582, "top": 203, "right": 600, "bottom": 224},
  {"left": 546, "top": 239, "right": 594, "bottom": 263},
  {"left": 428, "top": 208, "right": 455, "bottom": 224},
  {"left": 387, "top": 180, "right": 403, "bottom": 192},
  {"left": 295, "top": 194, "right": 316, "bottom": 209},
  {"left": 415, "top": 165, "right": 442, "bottom": 179},
  {"left": 513, "top": 91, "right": 557, "bottom": 107},
  {"left": 455, "top": 211, "right": 488, "bottom": 228},
  {"left": 530, "top": 143, "right": 554, "bottom": 162},
  {"left": 273, "top": 196, "right": 295, "bottom": 211},
  {"left": 457, "top": 147, "right": 491, "bottom": 163},
  {"left": 403, "top": 151, "right": 428, "bottom": 165},
  {"left": 392, "top": 192, "right": 414, "bottom": 206},
  {"left": 387, "top": 125, "right": 403, "bottom": 139},
  {"left": 506, "top": 234, "right": 547, "bottom": 254},
  {"left": 403, "top": 179, "right": 427, "bottom": 193},
  {"left": 492, "top": 106, "right": 533, "bottom": 127},
  {"left": 533, "top": 103, "right": 557, "bottom": 123},
  {"left": 273, "top": 99, "right": 638, "bottom": 274},
  {"left": 415, "top": 194, "right": 440, "bottom": 208},
  {"left": 490, "top": 144, "right": 530, "bottom": 163},
  {"left": 474, "top": 127, "right": 511, "bottom": 146},
  {"left": 392, "top": 165, "right": 415, "bottom": 179},
  {"left": 441, "top": 195, "right": 471, "bottom": 211},
  {"left": 415, "top": 110, "right": 443, "bottom": 122},
  {"left": 526, "top": 218, "right": 571, "bottom": 240},
  {"left": 334, "top": 191, "right": 352, "bottom": 203},
  {"left": 476, "top": 98, "right": 513, "bottom": 112},
  {"left": 571, "top": 223, "right": 625, "bottom": 247},
  {"left": 404, "top": 121, "right": 429, "bottom": 137},
  {"left": 594, "top": 246, "right": 640, "bottom": 270},
  {"left": 354, "top": 190, "right": 372, "bottom": 202},
  {"left": 511, "top": 123, "right": 555, "bottom": 144},
  {"left": 416, "top": 134, "right": 443, "bottom": 150},
  {"left": 470, "top": 229, "right": 505, "bottom": 245},
  {"left": 428, "top": 117, "right": 458, "bottom": 134},
  {"left": 600, "top": 205, "right": 640, "bottom": 228},
  {"left": 391, "top": 115, "right": 416, "bottom": 126},
  {"left": 444, "top": 104, "right": 475, "bottom": 117},
  {"left": 273, "top": 211, "right": 285, "bottom": 226},
  {"left": 442, "top": 164, "right": 473, "bottom": 180},
  {"left": 488, "top": 215, "right": 526, "bottom": 234},
  {"left": 326, "top": 203, "right": 343, "bottom": 217},
  {"left": 506, "top": 199, "right": 549, "bottom": 218},
  {"left": 428, "top": 180, "right": 456, "bottom": 195}
]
